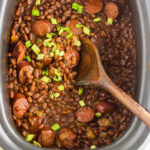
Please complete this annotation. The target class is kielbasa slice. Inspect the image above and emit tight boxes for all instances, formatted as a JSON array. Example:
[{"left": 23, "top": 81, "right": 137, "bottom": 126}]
[
  {"left": 12, "top": 41, "right": 26, "bottom": 64},
  {"left": 104, "top": 2, "right": 119, "bottom": 19},
  {"left": 75, "top": 106, "right": 94, "bottom": 123},
  {"left": 32, "top": 20, "right": 53, "bottom": 37},
  {"left": 38, "top": 126, "right": 55, "bottom": 148},
  {"left": 66, "top": 19, "right": 82, "bottom": 35},
  {"left": 95, "top": 100, "right": 116, "bottom": 115},
  {"left": 64, "top": 49, "right": 80, "bottom": 69},
  {"left": 17, "top": 61, "right": 34, "bottom": 83},
  {"left": 59, "top": 128, "right": 76, "bottom": 149},
  {"left": 85, "top": 0, "right": 103, "bottom": 14},
  {"left": 13, "top": 93, "right": 29, "bottom": 118}
]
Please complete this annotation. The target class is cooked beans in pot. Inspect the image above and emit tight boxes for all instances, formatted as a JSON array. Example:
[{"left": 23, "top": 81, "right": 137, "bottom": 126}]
[{"left": 7, "top": 0, "right": 136, "bottom": 149}]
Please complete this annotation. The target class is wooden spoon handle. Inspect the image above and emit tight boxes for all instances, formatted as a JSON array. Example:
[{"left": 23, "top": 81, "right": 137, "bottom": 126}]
[{"left": 101, "top": 79, "right": 150, "bottom": 128}]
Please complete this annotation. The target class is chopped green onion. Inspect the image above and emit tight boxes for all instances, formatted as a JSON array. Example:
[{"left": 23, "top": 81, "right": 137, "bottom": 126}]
[
  {"left": 55, "top": 49, "right": 60, "bottom": 55},
  {"left": 33, "top": 140, "right": 41, "bottom": 147},
  {"left": 40, "top": 76, "right": 51, "bottom": 83},
  {"left": 79, "top": 100, "right": 85, "bottom": 107},
  {"left": 51, "top": 123, "right": 60, "bottom": 131},
  {"left": 93, "top": 17, "right": 102, "bottom": 22},
  {"left": 75, "top": 40, "right": 81, "bottom": 46},
  {"left": 26, "top": 55, "right": 31, "bottom": 62},
  {"left": 31, "top": 44, "right": 40, "bottom": 55},
  {"left": 45, "top": 68, "right": 49, "bottom": 76},
  {"left": 53, "top": 76, "right": 62, "bottom": 82},
  {"left": 37, "top": 54, "right": 45, "bottom": 60},
  {"left": 32, "top": 9, "right": 40, "bottom": 16},
  {"left": 77, "top": 5, "right": 83, "bottom": 14},
  {"left": 72, "top": 3, "right": 79, "bottom": 10},
  {"left": 43, "top": 39, "right": 52, "bottom": 47},
  {"left": 72, "top": 3, "right": 83, "bottom": 14},
  {"left": 83, "top": 26, "right": 90, "bottom": 35},
  {"left": 50, "top": 52, "right": 54, "bottom": 57},
  {"left": 25, "top": 134, "right": 34, "bottom": 142},
  {"left": 35, "top": 0, "right": 40, "bottom": 5},
  {"left": 95, "top": 112, "right": 101, "bottom": 117},
  {"left": 50, "top": 92, "right": 60, "bottom": 99},
  {"left": 58, "top": 85, "right": 64, "bottom": 91},
  {"left": 59, "top": 51, "right": 65, "bottom": 57},
  {"left": 42, "top": 70, "right": 46, "bottom": 75},
  {"left": 76, "top": 24, "right": 84, "bottom": 28},
  {"left": 67, "top": 32, "right": 73, "bottom": 39},
  {"left": 46, "top": 33, "right": 56, "bottom": 39},
  {"left": 107, "top": 18, "right": 113, "bottom": 25},
  {"left": 51, "top": 18, "right": 57, "bottom": 25},
  {"left": 36, "top": 39, "right": 42, "bottom": 44},
  {"left": 91, "top": 145, "right": 97, "bottom": 149},
  {"left": 78, "top": 87, "right": 83, "bottom": 95},
  {"left": 58, "top": 28, "right": 64, "bottom": 35},
  {"left": 50, "top": 93, "right": 55, "bottom": 99},
  {"left": 55, "top": 69, "right": 61, "bottom": 76},
  {"left": 54, "top": 92, "right": 60, "bottom": 98},
  {"left": 25, "top": 40, "right": 32, "bottom": 48}
]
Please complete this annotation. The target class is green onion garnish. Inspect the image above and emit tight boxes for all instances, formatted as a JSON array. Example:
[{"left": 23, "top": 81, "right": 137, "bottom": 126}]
[
  {"left": 83, "top": 26, "right": 90, "bottom": 35},
  {"left": 93, "top": 17, "right": 102, "bottom": 22},
  {"left": 67, "top": 32, "right": 73, "bottom": 39},
  {"left": 35, "top": 0, "right": 40, "bottom": 5},
  {"left": 107, "top": 18, "right": 113, "bottom": 25},
  {"left": 43, "top": 39, "right": 52, "bottom": 47},
  {"left": 91, "top": 145, "right": 97, "bottom": 149},
  {"left": 25, "top": 40, "right": 32, "bottom": 48},
  {"left": 75, "top": 40, "right": 81, "bottom": 46},
  {"left": 33, "top": 140, "right": 41, "bottom": 147},
  {"left": 58, "top": 28, "right": 64, "bottom": 35},
  {"left": 50, "top": 92, "right": 60, "bottom": 99},
  {"left": 31, "top": 44, "right": 40, "bottom": 55},
  {"left": 55, "top": 49, "right": 60, "bottom": 55},
  {"left": 79, "top": 100, "right": 85, "bottom": 107},
  {"left": 59, "top": 51, "right": 65, "bottom": 57},
  {"left": 95, "top": 112, "right": 101, "bottom": 117},
  {"left": 26, "top": 55, "right": 31, "bottom": 62},
  {"left": 46, "top": 33, "right": 56, "bottom": 39},
  {"left": 40, "top": 76, "right": 51, "bottom": 83},
  {"left": 53, "top": 69, "right": 62, "bottom": 82},
  {"left": 25, "top": 134, "right": 34, "bottom": 142},
  {"left": 78, "top": 87, "right": 83, "bottom": 95},
  {"left": 57, "top": 27, "right": 71, "bottom": 35},
  {"left": 72, "top": 3, "right": 83, "bottom": 14},
  {"left": 32, "top": 9, "right": 40, "bottom": 16},
  {"left": 76, "top": 24, "right": 84, "bottom": 28},
  {"left": 51, "top": 18, "right": 57, "bottom": 25},
  {"left": 77, "top": 5, "right": 83, "bottom": 14},
  {"left": 50, "top": 52, "right": 54, "bottom": 57},
  {"left": 51, "top": 123, "right": 60, "bottom": 131},
  {"left": 37, "top": 54, "right": 45, "bottom": 60},
  {"left": 45, "top": 68, "right": 49, "bottom": 76},
  {"left": 58, "top": 85, "right": 64, "bottom": 91}
]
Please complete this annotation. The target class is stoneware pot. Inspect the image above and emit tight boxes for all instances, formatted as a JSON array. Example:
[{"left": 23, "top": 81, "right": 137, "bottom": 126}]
[{"left": 0, "top": 0, "right": 150, "bottom": 150}]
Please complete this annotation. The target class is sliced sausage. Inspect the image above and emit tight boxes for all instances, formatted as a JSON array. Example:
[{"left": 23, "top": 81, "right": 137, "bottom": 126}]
[
  {"left": 64, "top": 49, "right": 80, "bottom": 69},
  {"left": 104, "top": 2, "right": 119, "bottom": 19},
  {"left": 85, "top": 0, "right": 103, "bottom": 14},
  {"left": 38, "top": 126, "right": 55, "bottom": 148},
  {"left": 12, "top": 41, "right": 26, "bottom": 64},
  {"left": 59, "top": 128, "right": 76, "bottom": 149},
  {"left": 31, "top": 20, "right": 53, "bottom": 37},
  {"left": 28, "top": 116, "right": 43, "bottom": 133},
  {"left": 66, "top": 19, "right": 82, "bottom": 35},
  {"left": 95, "top": 100, "right": 116, "bottom": 115},
  {"left": 13, "top": 93, "right": 29, "bottom": 118},
  {"left": 17, "top": 61, "right": 34, "bottom": 83},
  {"left": 75, "top": 106, "right": 94, "bottom": 123},
  {"left": 40, "top": 46, "right": 52, "bottom": 66}
]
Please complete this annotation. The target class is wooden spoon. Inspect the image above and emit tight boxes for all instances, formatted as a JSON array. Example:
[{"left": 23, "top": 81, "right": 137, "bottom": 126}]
[{"left": 76, "top": 37, "right": 150, "bottom": 128}]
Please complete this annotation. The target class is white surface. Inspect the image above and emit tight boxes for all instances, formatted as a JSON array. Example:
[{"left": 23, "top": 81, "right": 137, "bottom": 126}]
[{"left": 139, "top": 134, "right": 150, "bottom": 150}]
